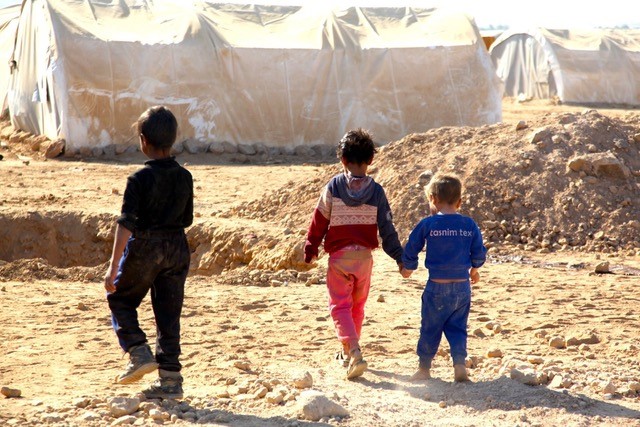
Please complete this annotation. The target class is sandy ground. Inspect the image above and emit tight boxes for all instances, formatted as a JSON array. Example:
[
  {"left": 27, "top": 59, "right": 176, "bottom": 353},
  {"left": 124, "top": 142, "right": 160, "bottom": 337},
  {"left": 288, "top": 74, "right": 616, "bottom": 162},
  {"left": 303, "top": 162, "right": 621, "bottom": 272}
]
[{"left": 1, "top": 100, "right": 640, "bottom": 426}]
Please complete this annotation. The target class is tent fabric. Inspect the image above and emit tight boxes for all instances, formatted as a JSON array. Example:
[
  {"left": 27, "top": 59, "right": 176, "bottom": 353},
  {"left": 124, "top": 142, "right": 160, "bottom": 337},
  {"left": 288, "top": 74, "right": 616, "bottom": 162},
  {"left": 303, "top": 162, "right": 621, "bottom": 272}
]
[
  {"left": 0, "top": 4, "right": 20, "bottom": 111},
  {"left": 8, "top": 1, "right": 502, "bottom": 150},
  {"left": 490, "top": 28, "right": 640, "bottom": 105}
]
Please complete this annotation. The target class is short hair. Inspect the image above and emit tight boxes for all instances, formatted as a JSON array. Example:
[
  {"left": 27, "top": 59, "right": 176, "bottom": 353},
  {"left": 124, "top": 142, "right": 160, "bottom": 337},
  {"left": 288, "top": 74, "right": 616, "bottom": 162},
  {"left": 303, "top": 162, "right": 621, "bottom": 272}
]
[
  {"left": 426, "top": 173, "right": 462, "bottom": 205},
  {"left": 136, "top": 105, "right": 178, "bottom": 149},
  {"left": 337, "top": 128, "right": 377, "bottom": 165}
]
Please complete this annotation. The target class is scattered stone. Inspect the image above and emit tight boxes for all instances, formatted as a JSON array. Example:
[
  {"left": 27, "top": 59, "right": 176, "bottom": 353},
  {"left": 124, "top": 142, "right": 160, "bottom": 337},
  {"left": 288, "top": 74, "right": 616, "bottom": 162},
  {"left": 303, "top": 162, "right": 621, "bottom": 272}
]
[
  {"left": 298, "top": 390, "right": 349, "bottom": 421},
  {"left": 472, "top": 328, "right": 486, "bottom": 338},
  {"left": 527, "top": 356, "right": 544, "bottom": 365},
  {"left": 549, "top": 336, "right": 566, "bottom": 349},
  {"left": 486, "top": 348, "right": 503, "bottom": 358},
  {"left": 510, "top": 367, "right": 539, "bottom": 386},
  {"left": 1, "top": 387, "right": 21, "bottom": 398},
  {"left": 515, "top": 120, "right": 527, "bottom": 130},
  {"left": 377, "top": 294, "right": 385, "bottom": 302},
  {"left": 438, "top": 401, "right": 447, "bottom": 408},
  {"left": 594, "top": 261, "right": 610, "bottom": 273},
  {"left": 292, "top": 371, "right": 313, "bottom": 389},
  {"left": 601, "top": 380, "right": 617, "bottom": 394},
  {"left": 110, "top": 415, "right": 136, "bottom": 425},
  {"left": 549, "top": 375, "right": 572, "bottom": 389},
  {"left": 233, "top": 360, "right": 251, "bottom": 371},
  {"left": 77, "top": 302, "right": 88, "bottom": 311},
  {"left": 107, "top": 396, "right": 140, "bottom": 418},
  {"left": 77, "top": 411, "right": 101, "bottom": 422},
  {"left": 628, "top": 382, "right": 640, "bottom": 392},
  {"left": 73, "top": 397, "right": 90, "bottom": 408},
  {"left": 266, "top": 391, "right": 284, "bottom": 405}
]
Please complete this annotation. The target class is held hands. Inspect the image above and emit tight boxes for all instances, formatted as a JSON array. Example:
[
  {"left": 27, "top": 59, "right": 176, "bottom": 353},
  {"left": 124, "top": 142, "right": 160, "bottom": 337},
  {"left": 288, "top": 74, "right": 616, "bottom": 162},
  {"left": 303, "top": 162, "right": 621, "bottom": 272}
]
[
  {"left": 400, "top": 268, "right": 413, "bottom": 278},
  {"left": 398, "top": 262, "right": 413, "bottom": 278},
  {"left": 470, "top": 268, "right": 480, "bottom": 284}
]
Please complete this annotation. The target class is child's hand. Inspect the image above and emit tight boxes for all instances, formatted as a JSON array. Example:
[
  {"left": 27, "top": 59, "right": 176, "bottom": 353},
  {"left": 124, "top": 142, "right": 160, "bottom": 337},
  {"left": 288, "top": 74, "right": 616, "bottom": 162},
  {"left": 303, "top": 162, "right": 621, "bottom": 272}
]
[
  {"left": 470, "top": 268, "right": 480, "bottom": 284},
  {"left": 400, "top": 268, "right": 413, "bottom": 278},
  {"left": 304, "top": 254, "right": 317, "bottom": 264},
  {"left": 104, "top": 266, "right": 118, "bottom": 294}
]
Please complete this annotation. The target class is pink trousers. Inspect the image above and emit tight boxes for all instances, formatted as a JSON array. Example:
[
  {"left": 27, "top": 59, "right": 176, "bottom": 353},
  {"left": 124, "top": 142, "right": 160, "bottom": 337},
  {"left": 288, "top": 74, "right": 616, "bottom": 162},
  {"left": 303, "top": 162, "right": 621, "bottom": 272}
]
[{"left": 326, "top": 249, "right": 373, "bottom": 352}]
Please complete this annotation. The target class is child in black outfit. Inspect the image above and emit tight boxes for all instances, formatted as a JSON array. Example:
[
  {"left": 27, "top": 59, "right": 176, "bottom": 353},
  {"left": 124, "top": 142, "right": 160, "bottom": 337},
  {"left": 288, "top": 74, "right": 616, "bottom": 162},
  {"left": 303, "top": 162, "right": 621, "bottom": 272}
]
[{"left": 104, "top": 105, "right": 193, "bottom": 399}]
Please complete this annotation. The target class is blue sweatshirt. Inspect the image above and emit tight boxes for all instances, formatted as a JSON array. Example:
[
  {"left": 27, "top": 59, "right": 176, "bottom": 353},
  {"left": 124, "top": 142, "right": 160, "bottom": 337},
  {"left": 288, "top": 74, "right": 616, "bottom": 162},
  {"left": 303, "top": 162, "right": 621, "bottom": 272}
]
[{"left": 402, "top": 212, "right": 487, "bottom": 280}]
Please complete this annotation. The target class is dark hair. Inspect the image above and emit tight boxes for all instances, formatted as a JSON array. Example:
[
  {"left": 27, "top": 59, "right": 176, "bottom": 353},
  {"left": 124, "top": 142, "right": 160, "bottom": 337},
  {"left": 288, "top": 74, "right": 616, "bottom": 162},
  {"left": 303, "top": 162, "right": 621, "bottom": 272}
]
[
  {"left": 337, "top": 128, "right": 377, "bottom": 165},
  {"left": 426, "top": 173, "right": 462, "bottom": 205},
  {"left": 136, "top": 105, "right": 178, "bottom": 149}
]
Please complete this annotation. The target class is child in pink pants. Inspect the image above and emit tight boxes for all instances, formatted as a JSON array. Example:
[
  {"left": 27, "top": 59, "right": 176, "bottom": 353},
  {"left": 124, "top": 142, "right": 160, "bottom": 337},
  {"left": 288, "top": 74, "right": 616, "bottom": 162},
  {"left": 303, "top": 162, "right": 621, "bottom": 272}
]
[{"left": 304, "top": 128, "right": 404, "bottom": 379}]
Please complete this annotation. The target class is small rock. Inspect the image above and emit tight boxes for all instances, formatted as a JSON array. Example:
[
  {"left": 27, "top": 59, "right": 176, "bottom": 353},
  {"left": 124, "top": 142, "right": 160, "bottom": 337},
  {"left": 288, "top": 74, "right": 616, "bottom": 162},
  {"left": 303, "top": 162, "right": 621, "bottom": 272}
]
[
  {"left": 292, "top": 371, "right": 313, "bottom": 389},
  {"left": 266, "top": 391, "right": 284, "bottom": 405},
  {"left": 486, "top": 348, "right": 503, "bottom": 358},
  {"left": 77, "top": 302, "right": 88, "bottom": 311},
  {"left": 594, "top": 261, "right": 610, "bottom": 273},
  {"left": 1, "top": 387, "right": 21, "bottom": 398},
  {"left": 44, "top": 139, "right": 65, "bottom": 159},
  {"left": 510, "top": 367, "right": 539, "bottom": 385},
  {"left": 108, "top": 397, "right": 140, "bottom": 418},
  {"left": 549, "top": 336, "right": 566, "bottom": 349},
  {"left": 438, "top": 401, "right": 447, "bottom": 408},
  {"left": 515, "top": 120, "right": 527, "bottom": 131},
  {"left": 377, "top": 294, "right": 385, "bottom": 303},
  {"left": 527, "top": 356, "right": 544, "bottom": 365},
  {"left": 297, "top": 390, "right": 348, "bottom": 421},
  {"left": 110, "top": 415, "right": 137, "bottom": 425},
  {"left": 233, "top": 360, "right": 251, "bottom": 371},
  {"left": 601, "top": 380, "right": 617, "bottom": 394}
]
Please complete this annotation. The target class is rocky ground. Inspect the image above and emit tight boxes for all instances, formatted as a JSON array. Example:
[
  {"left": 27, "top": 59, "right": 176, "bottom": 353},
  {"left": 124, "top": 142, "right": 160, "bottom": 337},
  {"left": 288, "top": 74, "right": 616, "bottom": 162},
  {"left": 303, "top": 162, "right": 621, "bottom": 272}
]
[{"left": 0, "top": 99, "right": 639, "bottom": 426}]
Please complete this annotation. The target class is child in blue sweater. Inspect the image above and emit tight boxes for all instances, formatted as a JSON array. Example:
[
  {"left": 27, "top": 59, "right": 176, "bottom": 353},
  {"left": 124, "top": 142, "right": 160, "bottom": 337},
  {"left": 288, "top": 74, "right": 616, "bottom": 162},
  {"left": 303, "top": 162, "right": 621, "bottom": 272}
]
[{"left": 401, "top": 174, "right": 486, "bottom": 382}]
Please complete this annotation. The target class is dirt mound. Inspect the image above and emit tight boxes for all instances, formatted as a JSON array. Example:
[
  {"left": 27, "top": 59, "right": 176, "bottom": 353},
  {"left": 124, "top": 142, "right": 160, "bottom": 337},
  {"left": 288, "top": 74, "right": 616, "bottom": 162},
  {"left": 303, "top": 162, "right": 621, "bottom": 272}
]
[
  {"left": 231, "top": 109, "right": 640, "bottom": 254},
  {"left": 0, "top": 210, "right": 313, "bottom": 274}
]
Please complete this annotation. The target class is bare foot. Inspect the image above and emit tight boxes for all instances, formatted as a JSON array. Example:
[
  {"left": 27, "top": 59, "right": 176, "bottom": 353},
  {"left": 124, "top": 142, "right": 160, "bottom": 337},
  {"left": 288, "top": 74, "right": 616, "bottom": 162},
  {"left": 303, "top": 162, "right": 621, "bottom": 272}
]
[
  {"left": 454, "top": 364, "right": 469, "bottom": 382},
  {"left": 410, "top": 368, "right": 431, "bottom": 381}
]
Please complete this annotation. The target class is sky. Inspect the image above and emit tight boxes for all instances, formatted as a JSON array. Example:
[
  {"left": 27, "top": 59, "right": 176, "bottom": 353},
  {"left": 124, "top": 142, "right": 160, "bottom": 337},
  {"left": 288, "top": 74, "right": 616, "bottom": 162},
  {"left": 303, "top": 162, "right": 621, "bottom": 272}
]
[{"left": 0, "top": 0, "right": 638, "bottom": 29}]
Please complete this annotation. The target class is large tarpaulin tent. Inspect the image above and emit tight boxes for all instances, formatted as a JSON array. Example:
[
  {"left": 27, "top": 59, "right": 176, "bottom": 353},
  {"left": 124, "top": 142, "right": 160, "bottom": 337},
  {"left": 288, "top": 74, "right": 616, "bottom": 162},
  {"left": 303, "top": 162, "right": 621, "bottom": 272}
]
[
  {"left": 0, "top": 4, "right": 20, "bottom": 111},
  {"left": 489, "top": 28, "right": 640, "bottom": 105},
  {"left": 8, "top": 1, "right": 502, "bottom": 151}
]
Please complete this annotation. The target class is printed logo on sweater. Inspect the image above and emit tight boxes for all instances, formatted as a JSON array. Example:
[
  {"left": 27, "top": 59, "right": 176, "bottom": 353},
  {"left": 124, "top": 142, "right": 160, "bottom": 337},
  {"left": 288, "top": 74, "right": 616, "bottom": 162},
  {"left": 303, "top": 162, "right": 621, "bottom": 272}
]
[{"left": 330, "top": 199, "right": 377, "bottom": 226}]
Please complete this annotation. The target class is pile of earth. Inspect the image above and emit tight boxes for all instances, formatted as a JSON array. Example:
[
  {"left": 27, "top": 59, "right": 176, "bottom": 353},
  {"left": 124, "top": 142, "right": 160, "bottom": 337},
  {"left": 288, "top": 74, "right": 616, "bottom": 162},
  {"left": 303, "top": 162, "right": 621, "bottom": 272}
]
[{"left": 229, "top": 109, "right": 640, "bottom": 255}]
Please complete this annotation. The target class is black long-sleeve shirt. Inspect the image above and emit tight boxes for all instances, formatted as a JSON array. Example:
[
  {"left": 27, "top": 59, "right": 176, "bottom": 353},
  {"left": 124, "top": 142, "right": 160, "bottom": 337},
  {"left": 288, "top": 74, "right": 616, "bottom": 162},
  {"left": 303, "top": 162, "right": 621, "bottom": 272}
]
[{"left": 117, "top": 157, "right": 193, "bottom": 233}]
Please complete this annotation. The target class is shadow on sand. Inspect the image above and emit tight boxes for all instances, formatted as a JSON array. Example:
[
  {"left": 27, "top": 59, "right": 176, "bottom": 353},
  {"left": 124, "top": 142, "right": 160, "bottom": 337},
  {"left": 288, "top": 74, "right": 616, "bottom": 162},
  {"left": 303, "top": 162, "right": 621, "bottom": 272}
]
[{"left": 355, "top": 368, "right": 640, "bottom": 422}]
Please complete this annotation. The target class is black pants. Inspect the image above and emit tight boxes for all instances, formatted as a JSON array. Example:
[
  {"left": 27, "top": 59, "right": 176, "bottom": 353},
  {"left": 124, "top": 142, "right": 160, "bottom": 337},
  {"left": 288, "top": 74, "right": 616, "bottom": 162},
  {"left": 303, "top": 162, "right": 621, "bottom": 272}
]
[{"left": 107, "top": 230, "right": 190, "bottom": 372}]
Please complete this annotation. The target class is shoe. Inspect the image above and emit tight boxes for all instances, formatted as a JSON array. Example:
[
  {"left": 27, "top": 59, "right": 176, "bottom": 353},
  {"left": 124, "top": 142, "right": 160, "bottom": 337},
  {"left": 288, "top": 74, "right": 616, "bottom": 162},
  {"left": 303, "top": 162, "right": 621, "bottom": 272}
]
[
  {"left": 410, "top": 368, "right": 431, "bottom": 382},
  {"left": 143, "top": 370, "right": 184, "bottom": 400},
  {"left": 346, "top": 348, "right": 368, "bottom": 380},
  {"left": 115, "top": 344, "right": 158, "bottom": 385},
  {"left": 335, "top": 350, "right": 351, "bottom": 368},
  {"left": 454, "top": 364, "right": 469, "bottom": 382}
]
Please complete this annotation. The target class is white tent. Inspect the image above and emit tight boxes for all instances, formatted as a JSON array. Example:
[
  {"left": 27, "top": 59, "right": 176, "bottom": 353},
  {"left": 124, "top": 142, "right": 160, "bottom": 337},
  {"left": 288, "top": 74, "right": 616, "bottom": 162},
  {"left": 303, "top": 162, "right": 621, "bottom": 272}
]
[
  {"left": 8, "top": 1, "right": 502, "bottom": 151},
  {"left": 490, "top": 28, "right": 640, "bottom": 105},
  {"left": 0, "top": 4, "right": 20, "bottom": 111}
]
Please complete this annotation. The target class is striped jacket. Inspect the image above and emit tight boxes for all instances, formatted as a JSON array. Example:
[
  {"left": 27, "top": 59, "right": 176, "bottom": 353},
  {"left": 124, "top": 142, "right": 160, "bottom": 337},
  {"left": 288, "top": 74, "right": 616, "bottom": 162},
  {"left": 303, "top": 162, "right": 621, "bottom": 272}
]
[{"left": 304, "top": 172, "right": 403, "bottom": 263}]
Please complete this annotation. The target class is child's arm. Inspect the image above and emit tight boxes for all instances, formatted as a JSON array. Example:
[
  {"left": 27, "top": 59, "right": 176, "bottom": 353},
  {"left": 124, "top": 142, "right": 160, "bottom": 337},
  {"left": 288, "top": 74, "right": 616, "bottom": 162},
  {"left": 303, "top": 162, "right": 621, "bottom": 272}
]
[
  {"left": 400, "top": 219, "right": 427, "bottom": 276},
  {"left": 376, "top": 187, "right": 403, "bottom": 265},
  {"left": 104, "top": 224, "right": 132, "bottom": 293},
  {"left": 470, "top": 267, "right": 480, "bottom": 284},
  {"left": 304, "top": 186, "right": 331, "bottom": 263},
  {"left": 470, "top": 221, "right": 487, "bottom": 269}
]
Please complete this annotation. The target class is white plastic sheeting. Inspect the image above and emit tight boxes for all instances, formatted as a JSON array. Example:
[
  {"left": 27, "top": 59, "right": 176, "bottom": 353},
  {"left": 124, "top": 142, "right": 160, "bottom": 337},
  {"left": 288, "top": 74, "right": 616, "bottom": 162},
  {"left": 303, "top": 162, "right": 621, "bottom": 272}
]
[
  {"left": 8, "top": 1, "right": 502, "bottom": 150},
  {"left": 490, "top": 28, "right": 640, "bottom": 105},
  {"left": 0, "top": 4, "right": 19, "bottom": 111}
]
